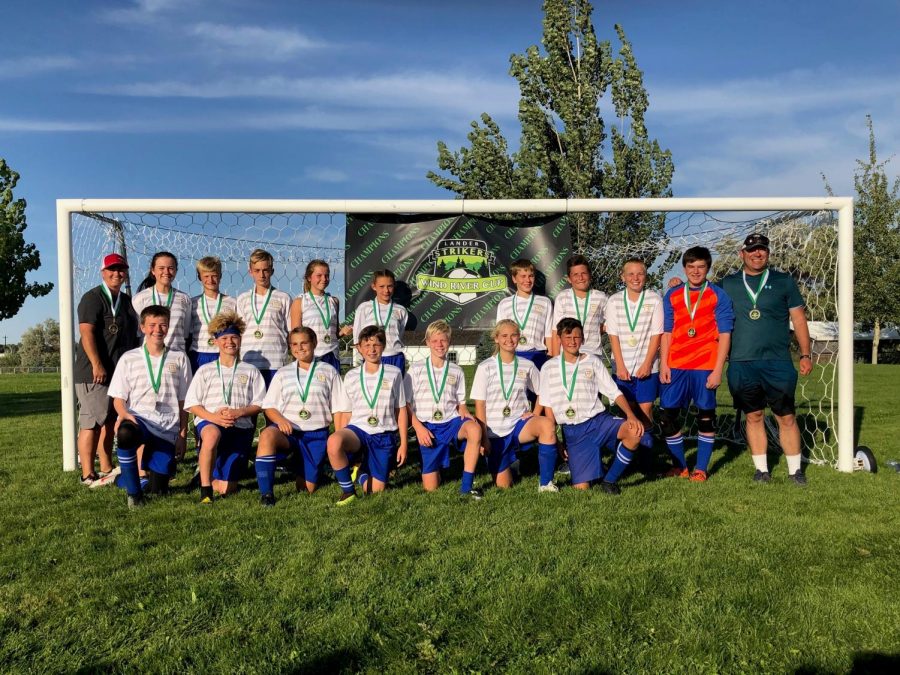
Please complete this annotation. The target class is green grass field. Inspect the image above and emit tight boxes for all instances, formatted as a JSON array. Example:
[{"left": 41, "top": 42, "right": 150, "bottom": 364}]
[{"left": 1, "top": 366, "right": 898, "bottom": 673}]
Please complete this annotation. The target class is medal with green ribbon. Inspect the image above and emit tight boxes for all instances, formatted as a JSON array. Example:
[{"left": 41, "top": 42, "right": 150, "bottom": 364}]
[
  {"left": 512, "top": 294, "right": 535, "bottom": 345},
  {"left": 683, "top": 281, "right": 707, "bottom": 338},
  {"left": 496, "top": 355, "right": 518, "bottom": 417},
  {"left": 308, "top": 291, "right": 333, "bottom": 344},
  {"left": 101, "top": 283, "right": 121, "bottom": 335},
  {"left": 742, "top": 270, "right": 768, "bottom": 321},
  {"left": 624, "top": 290, "right": 645, "bottom": 348},
  {"left": 152, "top": 286, "right": 174, "bottom": 308},
  {"left": 295, "top": 361, "right": 318, "bottom": 421},
  {"left": 201, "top": 293, "right": 223, "bottom": 346},
  {"left": 560, "top": 354, "right": 579, "bottom": 419},
  {"left": 574, "top": 290, "right": 591, "bottom": 326},
  {"left": 426, "top": 359, "right": 449, "bottom": 422},
  {"left": 251, "top": 287, "right": 273, "bottom": 339},
  {"left": 143, "top": 345, "right": 168, "bottom": 395},
  {"left": 372, "top": 299, "right": 394, "bottom": 330},
  {"left": 216, "top": 359, "right": 238, "bottom": 406},
  {"left": 360, "top": 364, "right": 384, "bottom": 427}
]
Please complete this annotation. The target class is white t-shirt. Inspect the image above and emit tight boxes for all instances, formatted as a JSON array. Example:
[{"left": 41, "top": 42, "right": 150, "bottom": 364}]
[
  {"left": 261, "top": 360, "right": 349, "bottom": 432},
  {"left": 297, "top": 292, "right": 341, "bottom": 357},
  {"left": 404, "top": 358, "right": 467, "bottom": 423},
  {"left": 188, "top": 293, "right": 238, "bottom": 354},
  {"left": 495, "top": 293, "right": 554, "bottom": 351},
  {"left": 470, "top": 355, "right": 540, "bottom": 438},
  {"left": 352, "top": 300, "right": 408, "bottom": 356},
  {"left": 236, "top": 287, "right": 292, "bottom": 370},
  {"left": 343, "top": 363, "right": 406, "bottom": 433},
  {"left": 551, "top": 288, "right": 609, "bottom": 356},
  {"left": 538, "top": 353, "right": 623, "bottom": 425},
  {"left": 604, "top": 290, "right": 664, "bottom": 374},
  {"left": 108, "top": 347, "right": 192, "bottom": 441},
  {"left": 183, "top": 360, "right": 265, "bottom": 430},
  {"left": 132, "top": 287, "right": 192, "bottom": 352}
]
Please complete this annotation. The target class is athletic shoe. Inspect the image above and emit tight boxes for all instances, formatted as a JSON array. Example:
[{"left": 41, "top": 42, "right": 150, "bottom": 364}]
[
  {"left": 597, "top": 481, "right": 621, "bottom": 495},
  {"left": 689, "top": 469, "right": 708, "bottom": 482},
  {"left": 460, "top": 487, "right": 484, "bottom": 501},
  {"left": 664, "top": 467, "right": 690, "bottom": 478},
  {"left": 126, "top": 494, "right": 145, "bottom": 509},
  {"left": 200, "top": 495, "right": 213, "bottom": 505},
  {"left": 350, "top": 463, "right": 360, "bottom": 482},
  {"left": 89, "top": 466, "right": 121, "bottom": 489},
  {"left": 556, "top": 461, "right": 571, "bottom": 477},
  {"left": 752, "top": 469, "right": 771, "bottom": 483},
  {"left": 336, "top": 492, "right": 357, "bottom": 507},
  {"left": 80, "top": 473, "right": 99, "bottom": 486},
  {"left": 788, "top": 471, "right": 808, "bottom": 487},
  {"left": 538, "top": 482, "right": 560, "bottom": 493},
  {"left": 260, "top": 493, "right": 276, "bottom": 508}
]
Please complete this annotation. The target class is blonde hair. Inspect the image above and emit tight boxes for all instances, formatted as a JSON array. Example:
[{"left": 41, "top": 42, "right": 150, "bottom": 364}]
[
  {"left": 196, "top": 255, "right": 222, "bottom": 278},
  {"left": 509, "top": 258, "right": 535, "bottom": 276},
  {"left": 249, "top": 249, "right": 274, "bottom": 266},
  {"left": 289, "top": 326, "right": 318, "bottom": 348},
  {"left": 208, "top": 310, "right": 245, "bottom": 337},
  {"left": 425, "top": 320, "right": 452, "bottom": 343},
  {"left": 491, "top": 319, "right": 520, "bottom": 355},
  {"left": 303, "top": 259, "right": 330, "bottom": 293}
]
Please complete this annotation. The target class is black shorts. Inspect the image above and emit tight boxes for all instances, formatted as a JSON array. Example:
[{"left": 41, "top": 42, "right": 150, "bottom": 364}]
[{"left": 727, "top": 360, "right": 797, "bottom": 416}]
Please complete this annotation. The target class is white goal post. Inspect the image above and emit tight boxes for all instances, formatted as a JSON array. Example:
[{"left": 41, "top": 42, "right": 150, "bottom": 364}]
[{"left": 56, "top": 197, "right": 855, "bottom": 472}]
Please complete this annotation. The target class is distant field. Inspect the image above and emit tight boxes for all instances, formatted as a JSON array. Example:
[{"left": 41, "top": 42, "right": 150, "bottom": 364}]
[{"left": 0, "top": 367, "right": 897, "bottom": 672}]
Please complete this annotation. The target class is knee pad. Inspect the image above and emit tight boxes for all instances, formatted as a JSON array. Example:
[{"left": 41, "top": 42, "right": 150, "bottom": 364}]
[
  {"left": 696, "top": 409, "right": 717, "bottom": 435},
  {"left": 116, "top": 420, "right": 143, "bottom": 449},
  {"left": 658, "top": 408, "right": 681, "bottom": 438},
  {"left": 146, "top": 470, "right": 170, "bottom": 495}
]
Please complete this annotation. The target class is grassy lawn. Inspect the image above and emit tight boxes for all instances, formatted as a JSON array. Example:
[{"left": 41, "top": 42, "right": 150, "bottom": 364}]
[{"left": 0, "top": 366, "right": 898, "bottom": 673}]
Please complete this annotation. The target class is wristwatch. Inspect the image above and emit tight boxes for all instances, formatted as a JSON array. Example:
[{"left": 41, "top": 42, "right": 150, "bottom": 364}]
[{"left": 800, "top": 354, "right": 811, "bottom": 360}]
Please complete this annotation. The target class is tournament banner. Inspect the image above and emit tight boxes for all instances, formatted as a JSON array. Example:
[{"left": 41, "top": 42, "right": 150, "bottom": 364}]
[{"left": 345, "top": 214, "right": 572, "bottom": 330}]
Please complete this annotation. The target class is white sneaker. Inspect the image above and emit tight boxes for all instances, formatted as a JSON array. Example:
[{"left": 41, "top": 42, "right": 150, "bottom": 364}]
[
  {"left": 90, "top": 466, "right": 121, "bottom": 489},
  {"left": 538, "top": 482, "right": 559, "bottom": 493}
]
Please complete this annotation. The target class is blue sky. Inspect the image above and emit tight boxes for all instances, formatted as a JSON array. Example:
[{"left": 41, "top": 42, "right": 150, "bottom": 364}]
[{"left": 1, "top": 0, "right": 898, "bottom": 342}]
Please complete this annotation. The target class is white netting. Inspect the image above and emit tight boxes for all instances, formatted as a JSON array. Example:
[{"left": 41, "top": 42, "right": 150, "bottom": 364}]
[{"left": 70, "top": 208, "right": 839, "bottom": 467}]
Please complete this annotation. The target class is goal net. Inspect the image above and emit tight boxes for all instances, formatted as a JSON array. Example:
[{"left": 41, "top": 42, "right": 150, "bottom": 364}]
[{"left": 58, "top": 198, "right": 854, "bottom": 472}]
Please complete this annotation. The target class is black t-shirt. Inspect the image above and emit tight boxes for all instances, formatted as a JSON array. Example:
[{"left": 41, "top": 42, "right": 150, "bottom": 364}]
[{"left": 73, "top": 285, "right": 140, "bottom": 384}]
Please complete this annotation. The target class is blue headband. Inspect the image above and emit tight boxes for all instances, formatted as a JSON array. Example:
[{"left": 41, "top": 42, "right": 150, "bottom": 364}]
[{"left": 213, "top": 326, "right": 241, "bottom": 339}]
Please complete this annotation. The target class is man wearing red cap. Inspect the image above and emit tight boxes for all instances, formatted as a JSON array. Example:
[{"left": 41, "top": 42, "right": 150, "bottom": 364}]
[
  {"left": 721, "top": 233, "right": 813, "bottom": 486},
  {"left": 73, "top": 253, "right": 139, "bottom": 486}
]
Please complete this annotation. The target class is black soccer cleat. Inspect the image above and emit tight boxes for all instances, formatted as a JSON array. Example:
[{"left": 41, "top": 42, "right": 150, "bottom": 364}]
[
  {"left": 260, "top": 493, "right": 276, "bottom": 508},
  {"left": 460, "top": 487, "right": 484, "bottom": 501},
  {"left": 788, "top": 471, "right": 808, "bottom": 487},
  {"left": 127, "top": 494, "right": 146, "bottom": 509},
  {"left": 598, "top": 481, "right": 621, "bottom": 495},
  {"left": 753, "top": 470, "right": 772, "bottom": 483}
]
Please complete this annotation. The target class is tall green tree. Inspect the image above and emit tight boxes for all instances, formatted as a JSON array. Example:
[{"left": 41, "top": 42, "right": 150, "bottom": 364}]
[
  {"left": 19, "top": 318, "right": 59, "bottom": 369},
  {"left": 427, "top": 0, "right": 674, "bottom": 291},
  {"left": 0, "top": 157, "right": 53, "bottom": 320},
  {"left": 824, "top": 116, "right": 900, "bottom": 364}
]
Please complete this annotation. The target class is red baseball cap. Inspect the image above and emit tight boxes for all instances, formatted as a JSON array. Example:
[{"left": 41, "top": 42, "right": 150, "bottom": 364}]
[{"left": 101, "top": 253, "right": 128, "bottom": 270}]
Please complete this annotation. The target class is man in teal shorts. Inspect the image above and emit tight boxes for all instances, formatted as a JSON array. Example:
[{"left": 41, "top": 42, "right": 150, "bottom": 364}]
[{"left": 721, "top": 233, "right": 813, "bottom": 485}]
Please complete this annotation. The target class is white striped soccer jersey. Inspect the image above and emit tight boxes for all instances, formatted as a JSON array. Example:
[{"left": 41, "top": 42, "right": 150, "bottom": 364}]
[
  {"left": 551, "top": 288, "right": 609, "bottom": 356},
  {"left": 604, "top": 290, "right": 664, "bottom": 374},
  {"left": 108, "top": 347, "right": 192, "bottom": 441},
  {"left": 352, "top": 300, "right": 408, "bottom": 356},
  {"left": 132, "top": 287, "right": 192, "bottom": 352},
  {"left": 495, "top": 293, "right": 554, "bottom": 351},
  {"left": 261, "top": 360, "right": 349, "bottom": 432},
  {"left": 183, "top": 360, "right": 266, "bottom": 430},
  {"left": 470, "top": 356, "right": 540, "bottom": 437},
  {"left": 343, "top": 363, "right": 406, "bottom": 433},
  {"left": 188, "top": 293, "right": 238, "bottom": 354},
  {"left": 236, "top": 288, "right": 292, "bottom": 370},
  {"left": 298, "top": 292, "right": 341, "bottom": 357},
  {"left": 538, "top": 353, "right": 623, "bottom": 425},
  {"left": 404, "top": 358, "right": 467, "bottom": 423}
]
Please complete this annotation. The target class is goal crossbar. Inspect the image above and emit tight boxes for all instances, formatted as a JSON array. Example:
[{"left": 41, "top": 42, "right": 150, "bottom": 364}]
[{"left": 56, "top": 197, "right": 855, "bottom": 473}]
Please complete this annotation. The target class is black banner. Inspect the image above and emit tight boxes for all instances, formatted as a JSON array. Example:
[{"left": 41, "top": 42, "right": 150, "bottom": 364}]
[{"left": 345, "top": 215, "right": 573, "bottom": 330}]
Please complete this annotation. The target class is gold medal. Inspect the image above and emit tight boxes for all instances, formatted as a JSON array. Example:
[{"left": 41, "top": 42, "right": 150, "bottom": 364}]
[
  {"left": 432, "top": 410, "right": 443, "bottom": 421},
  {"left": 687, "top": 327, "right": 697, "bottom": 338},
  {"left": 254, "top": 329, "right": 263, "bottom": 339},
  {"left": 207, "top": 337, "right": 215, "bottom": 346},
  {"left": 627, "top": 336, "right": 638, "bottom": 347},
  {"left": 749, "top": 309, "right": 761, "bottom": 320},
  {"left": 518, "top": 336, "right": 527, "bottom": 345},
  {"left": 565, "top": 407, "right": 576, "bottom": 419},
  {"left": 367, "top": 415, "right": 379, "bottom": 427},
  {"left": 107, "top": 323, "right": 119, "bottom": 335},
  {"left": 324, "top": 335, "right": 332, "bottom": 344},
  {"left": 299, "top": 409, "right": 311, "bottom": 421},
  {"left": 502, "top": 406, "right": 511, "bottom": 417}
]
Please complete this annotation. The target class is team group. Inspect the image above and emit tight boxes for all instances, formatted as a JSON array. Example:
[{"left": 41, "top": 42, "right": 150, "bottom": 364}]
[{"left": 74, "top": 232, "right": 813, "bottom": 508}]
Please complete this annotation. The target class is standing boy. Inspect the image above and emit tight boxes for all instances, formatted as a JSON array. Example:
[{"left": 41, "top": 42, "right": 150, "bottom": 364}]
[
  {"left": 188, "top": 256, "right": 237, "bottom": 373},
  {"left": 496, "top": 258, "right": 554, "bottom": 371},
  {"left": 551, "top": 254, "right": 608, "bottom": 358},
  {"left": 659, "top": 247, "right": 735, "bottom": 481}
]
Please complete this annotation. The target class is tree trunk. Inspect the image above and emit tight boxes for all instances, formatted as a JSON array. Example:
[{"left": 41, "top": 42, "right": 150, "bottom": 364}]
[{"left": 871, "top": 318, "right": 880, "bottom": 365}]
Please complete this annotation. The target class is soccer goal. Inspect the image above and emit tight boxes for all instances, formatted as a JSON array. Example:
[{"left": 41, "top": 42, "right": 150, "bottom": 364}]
[{"left": 56, "top": 197, "right": 855, "bottom": 472}]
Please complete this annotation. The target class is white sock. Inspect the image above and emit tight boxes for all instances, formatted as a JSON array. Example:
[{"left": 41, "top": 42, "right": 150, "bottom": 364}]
[
  {"left": 786, "top": 454, "right": 802, "bottom": 475},
  {"left": 752, "top": 454, "right": 768, "bottom": 473}
]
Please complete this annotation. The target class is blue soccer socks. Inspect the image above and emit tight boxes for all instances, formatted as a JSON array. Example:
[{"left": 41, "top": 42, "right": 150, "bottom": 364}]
[
  {"left": 666, "top": 433, "right": 687, "bottom": 469},
  {"left": 256, "top": 455, "right": 277, "bottom": 496},
  {"left": 116, "top": 447, "right": 141, "bottom": 497},
  {"left": 538, "top": 443, "right": 557, "bottom": 486},
  {"left": 460, "top": 470, "right": 475, "bottom": 494},
  {"left": 334, "top": 465, "right": 355, "bottom": 495},
  {"left": 696, "top": 434, "right": 715, "bottom": 473},
  {"left": 604, "top": 443, "right": 634, "bottom": 484}
]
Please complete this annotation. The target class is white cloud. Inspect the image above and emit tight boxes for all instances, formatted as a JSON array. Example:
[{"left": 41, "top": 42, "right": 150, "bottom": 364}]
[
  {"left": 303, "top": 168, "right": 350, "bottom": 183},
  {"left": 99, "top": 0, "right": 200, "bottom": 25},
  {"left": 188, "top": 23, "right": 326, "bottom": 60},
  {"left": 0, "top": 56, "right": 79, "bottom": 79}
]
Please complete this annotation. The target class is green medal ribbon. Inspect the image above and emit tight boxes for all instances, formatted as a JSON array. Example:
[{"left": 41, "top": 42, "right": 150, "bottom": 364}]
[
  {"left": 295, "top": 360, "right": 318, "bottom": 405},
  {"left": 143, "top": 345, "right": 168, "bottom": 394},
  {"left": 308, "top": 291, "right": 332, "bottom": 331},
  {"left": 496, "top": 354, "right": 519, "bottom": 405},
  {"left": 512, "top": 293, "right": 535, "bottom": 334},
  {"left": 683, "top": 281, "right": 708, "bottom": 325},
  {"left": 201, "top": 293, "right": 223, "bottom": 329},
  {"left": 152, "top": 287, "right": 174, "bottom": 308},
  {"left": 741, "top": 270, "right": 769, "bottom": 311},
  {"left": 216, "top": 359, "right": 238, "bottom": 406},
  {"left": 359, "top": 364, "right": 385, "bottom": 415},
  {"left": 574, "top": 290, "right": 591, "bottom": 325},
  {"left": 372, "top": 299, "right": 394, "bottom": 329},
  {"left": 251, "top": 287, "right": 273, "bottom": 327},
  {"left": 101, "top": 283, "right": 121, "bottom": 318},
  {"left": 560, "top": 354, "right": 579, "bottom": 403},
  {"left": 426, "top": 359, "right": 450, "bottom": 407},
  {"left": 624, "top": 290, "right": 645, "bottom": 334}
]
